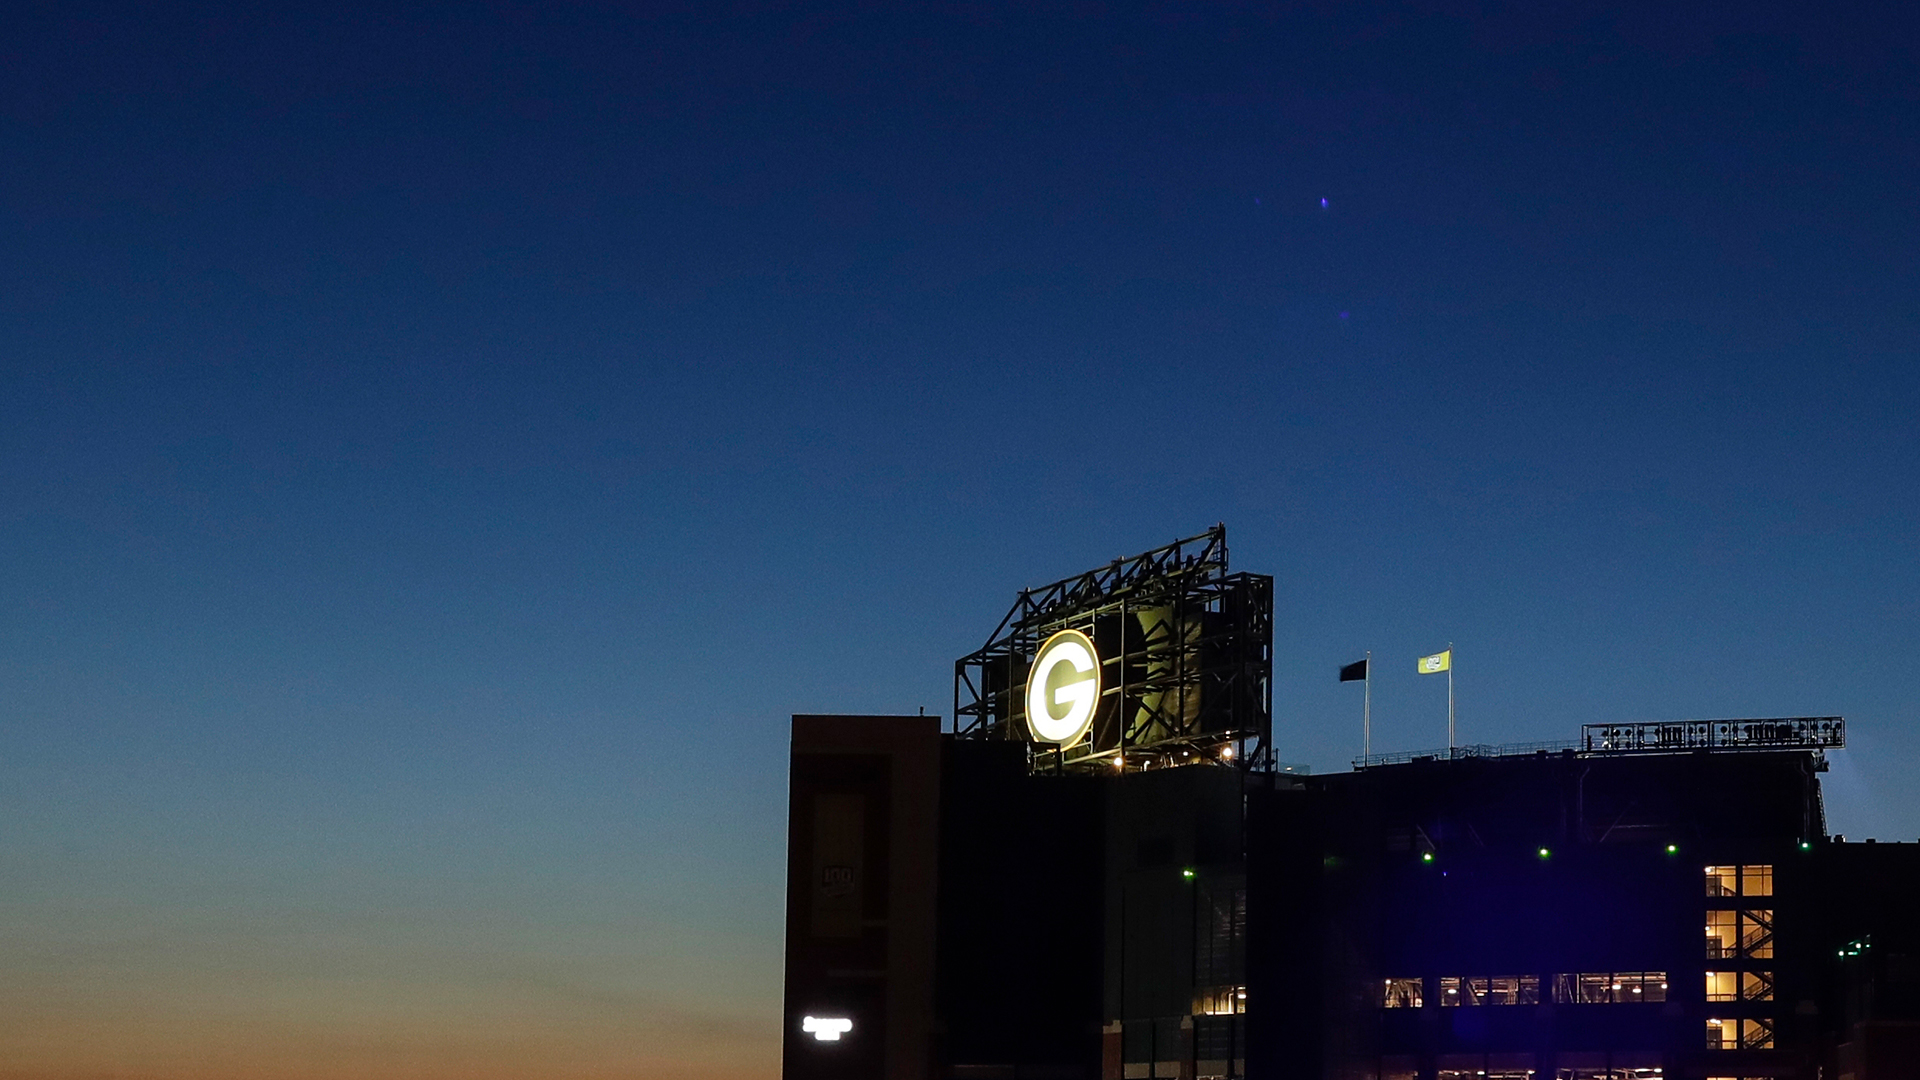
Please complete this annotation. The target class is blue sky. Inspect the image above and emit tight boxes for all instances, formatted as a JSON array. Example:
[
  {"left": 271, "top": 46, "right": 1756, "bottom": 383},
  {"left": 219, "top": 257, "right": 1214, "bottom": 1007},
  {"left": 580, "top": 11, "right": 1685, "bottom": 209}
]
[{"left": 2, "top": 3, "right": 1916, "bottom": 1077}]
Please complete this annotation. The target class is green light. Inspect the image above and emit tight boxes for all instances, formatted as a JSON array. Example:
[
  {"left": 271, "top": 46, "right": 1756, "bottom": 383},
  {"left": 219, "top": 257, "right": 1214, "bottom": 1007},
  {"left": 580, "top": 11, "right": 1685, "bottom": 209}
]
[
  {"left": 1800, "top": 841, "right": 1812, "bottom": 850},
  {"left": 1421, "top": 852, "right": 1434, "bottom": 863},
  {"left": 1182, "top": 868, "right": 1195, "bottom": 880},
  {"left": 1537, "top": 847, "right": 1551, "bottom": 859},
  {"left": 1665, "top": 844, "right": 1678, "bottom": 855}
]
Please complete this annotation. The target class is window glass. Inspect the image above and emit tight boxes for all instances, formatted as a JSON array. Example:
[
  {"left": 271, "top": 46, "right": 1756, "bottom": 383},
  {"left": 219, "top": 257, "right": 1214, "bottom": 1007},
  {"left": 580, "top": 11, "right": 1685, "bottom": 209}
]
[
  {"left": 1481, "top": 976, "right": 1537, "bottom": 1005},
  {"left": 1705, "top": 865, "right": 1737, "bottom": 897},
  {"left": 1741, "top": 911, "right": 1774, "bottom": 958},
  {"left": 1193, "top": 1014, "right": 1238, "bottom": 1065},
  {"left": 1192, "top": 985, "right": 1245, "bottom": 1015},
  {"left": 1553, "top": 972, "right": 1662, "bottom": 1004},
  {"left": 1383, "top": 978, "right": 1423, "bottom": 1008},
  {"left": 1436, "top": 976, "right": 1537, "bottom": 1006},
  {"left": 1741, "top": 1018, "right": 1775, "bottom": 1049},
  {"left": 1706, "top": 1017, "right": 1733, "bottom": 1049},
  {"left": 1512, "top": 975, "right": 1542, "bottom": 1005},
  {"left": 1706, "top": 970, "right": 1738, "bottom": 1002},
  {"left": 1740, "top": 865, "right": 1773, "bottom": 897},
  {"left": 1613, "top": 971, "right": 1664, "bottom": 1002},
  {"left": 1741, "top": 971, "right": 1775, "bottom": 1001},
  {"left": 1706, "top": 910, "right": 1738, "bottom": 959}
]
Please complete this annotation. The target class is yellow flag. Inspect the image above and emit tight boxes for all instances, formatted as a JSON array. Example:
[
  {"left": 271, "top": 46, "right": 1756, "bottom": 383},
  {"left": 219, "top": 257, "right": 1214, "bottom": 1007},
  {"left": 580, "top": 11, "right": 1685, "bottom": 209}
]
[{"left": 1418, "top": 650, "right": 1451, "bottom": 674}]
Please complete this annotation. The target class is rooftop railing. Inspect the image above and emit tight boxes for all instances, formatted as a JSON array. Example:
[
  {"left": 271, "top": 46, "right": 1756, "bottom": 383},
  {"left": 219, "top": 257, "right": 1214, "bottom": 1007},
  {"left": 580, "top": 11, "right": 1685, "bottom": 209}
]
[{"left": 1352, "top": 718, "right": 1844, "bottom": 770}]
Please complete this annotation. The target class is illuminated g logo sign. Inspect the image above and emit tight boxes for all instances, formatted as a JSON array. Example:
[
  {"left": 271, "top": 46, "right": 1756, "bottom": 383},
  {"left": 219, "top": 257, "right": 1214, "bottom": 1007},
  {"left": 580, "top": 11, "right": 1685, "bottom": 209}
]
[{"left": 1025, "top": 629, "right": 1101, "bottom": 747}]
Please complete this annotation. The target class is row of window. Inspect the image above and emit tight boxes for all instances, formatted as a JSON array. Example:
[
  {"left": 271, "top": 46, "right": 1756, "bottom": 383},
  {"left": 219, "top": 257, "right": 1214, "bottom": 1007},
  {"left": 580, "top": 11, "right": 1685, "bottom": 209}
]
[
  {"left": 1382, "top": 973, "right": 1669, "bottom": 1008},
  {"left": 1383, "top": 970, "right": 1776, "bottom": 1009},
  {"left": 1705, "top": 865, "right": 1771, "bottom": 898},
  {"left": 1417, "top": 1068, "right": 1670, "bottom": 1079}
]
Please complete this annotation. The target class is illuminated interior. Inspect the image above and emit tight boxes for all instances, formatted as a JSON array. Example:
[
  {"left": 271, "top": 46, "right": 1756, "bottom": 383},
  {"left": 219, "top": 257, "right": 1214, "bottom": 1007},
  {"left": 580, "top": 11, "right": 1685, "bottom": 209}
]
[
  {"left": 1383, "top": 978, "right": 1423, "bottom": 1008},
  {"left": 1704, "top": 1018, "right": 1774, "bottom": 1051},
  {"left": 1740, "top": 911, "right": 1774, "bottom": 958},
  {"left": 1704, "top": 865, "right": 1737, "bottom": 897},
  {"left": 1705, "top": 910, "right": 1738, "bottom": 959},
  {"left": 1193, "top": 985, "right": 1247, "bottom": 1016},
  {"left": 1439, "top": 976, "right": 1541, "bottom": 1006},
  {"left": 1551, "top": 972, "right": 1668, "bottom": 1004}
]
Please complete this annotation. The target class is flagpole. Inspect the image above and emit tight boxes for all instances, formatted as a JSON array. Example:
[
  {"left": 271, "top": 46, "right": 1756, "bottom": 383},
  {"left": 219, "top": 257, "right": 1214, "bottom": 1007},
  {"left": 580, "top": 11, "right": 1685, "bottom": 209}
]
[
  {"left": 1447, "top": 641, "right": 1455, "bottom": 750},
  {"left": 1363, "top": 650, "right": 1372, "bottom": 763}
]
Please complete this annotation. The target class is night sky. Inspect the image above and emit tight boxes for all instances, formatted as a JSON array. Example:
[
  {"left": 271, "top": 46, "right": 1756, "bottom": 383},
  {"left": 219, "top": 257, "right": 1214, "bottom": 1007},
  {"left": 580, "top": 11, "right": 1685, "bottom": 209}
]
[{"left": 3, "top": 3, "right": 1916, "bottom": 1078}]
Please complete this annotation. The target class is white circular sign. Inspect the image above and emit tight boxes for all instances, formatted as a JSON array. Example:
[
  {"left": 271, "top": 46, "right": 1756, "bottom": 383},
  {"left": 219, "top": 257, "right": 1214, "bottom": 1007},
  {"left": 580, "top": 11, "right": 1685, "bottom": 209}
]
[{"left": 1025, "top": 629, "right": 1101, "bottom": 746}]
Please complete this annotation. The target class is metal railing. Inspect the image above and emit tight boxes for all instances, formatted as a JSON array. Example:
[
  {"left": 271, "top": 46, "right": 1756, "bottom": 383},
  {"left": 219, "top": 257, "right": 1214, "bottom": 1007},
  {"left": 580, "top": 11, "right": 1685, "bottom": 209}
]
[
  {"left": 1353, "top": 718, "right": 1844, "bottom": 770},
  {"left": 1354, "top": 740, "right": 1580, "bottom": 769}
]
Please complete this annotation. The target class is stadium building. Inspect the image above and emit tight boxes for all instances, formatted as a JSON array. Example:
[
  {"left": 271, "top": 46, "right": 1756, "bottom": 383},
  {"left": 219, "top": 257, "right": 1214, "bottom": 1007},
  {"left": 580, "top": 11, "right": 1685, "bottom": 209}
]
[{"left": 781, "top": 528, "right": 1915, "bottom": 1080}]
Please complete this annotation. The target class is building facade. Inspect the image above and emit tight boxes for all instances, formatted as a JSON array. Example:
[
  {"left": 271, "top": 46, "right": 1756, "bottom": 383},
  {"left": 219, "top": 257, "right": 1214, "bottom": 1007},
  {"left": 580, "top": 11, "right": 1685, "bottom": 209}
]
[
  {"left": 783, "top": 718, "right": 1920, "bottom": 1080},
  {"left": 780, "top": 533, "right": 1910, "bottom": 1080}
]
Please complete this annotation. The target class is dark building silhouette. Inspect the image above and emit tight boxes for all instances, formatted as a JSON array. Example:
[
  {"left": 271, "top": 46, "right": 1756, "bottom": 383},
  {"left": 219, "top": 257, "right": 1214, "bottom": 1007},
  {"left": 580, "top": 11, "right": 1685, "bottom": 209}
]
[
  {"left": 781, "top": 529, "right": 1909, "bottom": 1080},
  {"left": 784, "top": 718, "right": 1919, "bottom": 1080}
]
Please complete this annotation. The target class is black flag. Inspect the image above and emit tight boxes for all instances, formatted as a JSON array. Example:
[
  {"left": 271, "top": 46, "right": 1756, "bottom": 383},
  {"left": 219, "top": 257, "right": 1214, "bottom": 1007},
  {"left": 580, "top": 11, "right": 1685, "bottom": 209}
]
[{"left": 1339, "top": 659, "right": 1368, "bottom": 682}]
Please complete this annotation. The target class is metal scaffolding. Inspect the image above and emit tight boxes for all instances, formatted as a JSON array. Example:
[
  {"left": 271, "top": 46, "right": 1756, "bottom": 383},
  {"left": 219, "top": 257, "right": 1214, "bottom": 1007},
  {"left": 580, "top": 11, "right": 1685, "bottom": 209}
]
[{"left": 953, "top": 525, "right": 1274, "bottom": 773}]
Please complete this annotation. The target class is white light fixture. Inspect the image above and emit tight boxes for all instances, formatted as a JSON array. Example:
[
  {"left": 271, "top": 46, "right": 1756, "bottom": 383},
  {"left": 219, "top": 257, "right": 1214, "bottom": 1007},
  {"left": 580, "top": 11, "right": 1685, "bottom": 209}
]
[{"left": 802, "top": 1016, "right": 853, "bottom": 1042}]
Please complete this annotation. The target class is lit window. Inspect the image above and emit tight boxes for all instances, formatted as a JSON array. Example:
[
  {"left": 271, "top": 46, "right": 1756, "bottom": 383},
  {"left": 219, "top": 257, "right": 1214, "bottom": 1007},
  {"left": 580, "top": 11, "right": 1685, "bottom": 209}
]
[
  {"left": 1705, "top": 971, "right": 1738, "bottom": 1002},
  {"left": 1436, "top": 976, "right": 1537, "bottom": 1005},
  {"left": 1740, "top": 865, "right": 1773, "bottom": 897},
  {"left": 1705, "top": 865, "right": 1737, "bottom": 897},
  {"left": 1555, "top": 972, "right": 1667, "bottom": 1004},
  {"left": 1705, "top": 1018, "right": 1732, "bottom": 1050},
  {"left": 1741, "top": 911, "right": 1774, "bottom": 959},
  {"left": 1383, "top": 978, "right": 1423, "bottom": 1008},
  {"left": 1615, "top": 971, "right": 1665, "bottom": 1002},
  {"left": 1741, "top": 1018, "right": 1774, "bottom": 1049},
  {"left": 1192, "top": 985, "right": 1246, "bottom": 1015},
  {"left": 1705, "top": 911, "right": 1738, "bottom": 959},
  {"left": 1741, "top": 971, "right": 1775, "bottom": 1001}
]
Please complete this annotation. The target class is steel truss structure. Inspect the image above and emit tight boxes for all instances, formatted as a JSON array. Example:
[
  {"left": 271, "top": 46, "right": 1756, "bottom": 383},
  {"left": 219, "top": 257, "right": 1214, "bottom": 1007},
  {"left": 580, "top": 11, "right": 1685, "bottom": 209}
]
[
  {"left": 1353, "top": 717, "right": 1846, "bottom": 770},
  {"left": 953, "top": 525, "right": 1274, "bottom": 773},
  {"left": 1581, "top": 716, "right": 1845, "bottom": 754}
]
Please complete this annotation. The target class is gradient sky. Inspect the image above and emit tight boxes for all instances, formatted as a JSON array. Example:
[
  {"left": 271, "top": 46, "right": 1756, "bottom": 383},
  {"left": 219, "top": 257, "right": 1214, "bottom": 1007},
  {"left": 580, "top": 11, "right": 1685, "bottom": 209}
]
[{"left": 3, "top": 3, "right": 1916, "bottom": 1077}]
